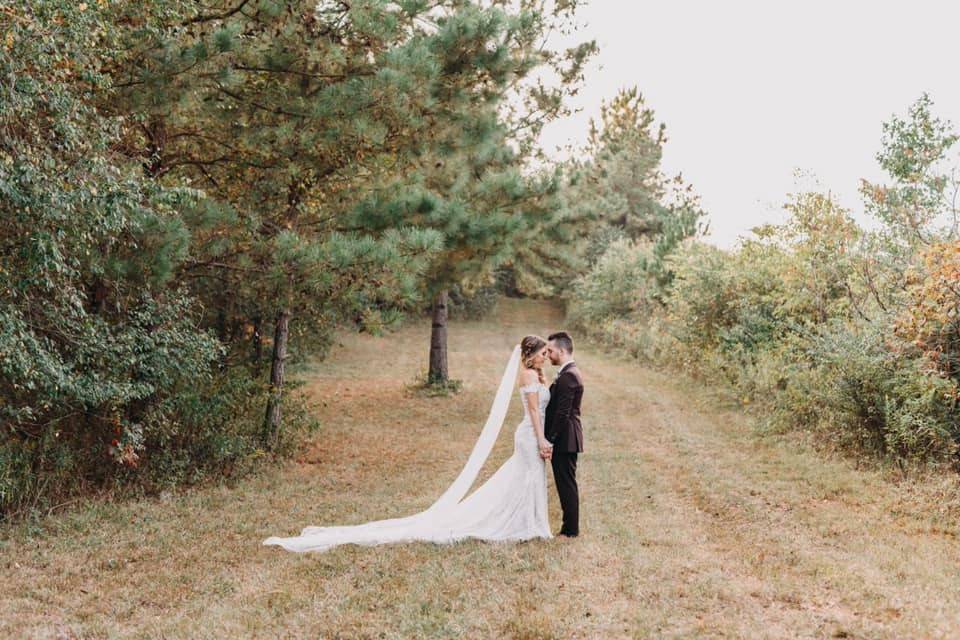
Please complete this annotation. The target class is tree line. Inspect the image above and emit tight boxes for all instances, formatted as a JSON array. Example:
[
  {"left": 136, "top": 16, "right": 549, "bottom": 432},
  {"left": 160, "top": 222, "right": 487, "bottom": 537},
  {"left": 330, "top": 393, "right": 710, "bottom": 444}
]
[
  {"left": 0, "top": 0, "right": 613, "bottom": 516},
  {"left": 4, "top": 0, "right": 710, "bottom": 519},
  {"left": 570, "top": 94, "right": 960, "bottom": 470}
]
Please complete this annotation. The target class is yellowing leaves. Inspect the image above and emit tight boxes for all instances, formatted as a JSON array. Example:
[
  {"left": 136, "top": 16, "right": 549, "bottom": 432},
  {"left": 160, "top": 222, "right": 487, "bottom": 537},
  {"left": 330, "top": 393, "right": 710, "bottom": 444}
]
[{"left": 895, "top": 242, "right": 960, "bottom": 377}]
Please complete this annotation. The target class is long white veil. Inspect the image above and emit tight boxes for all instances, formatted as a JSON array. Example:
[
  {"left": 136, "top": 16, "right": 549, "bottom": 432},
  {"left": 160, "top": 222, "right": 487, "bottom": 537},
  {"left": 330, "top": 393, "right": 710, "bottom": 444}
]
[
  {"left": 263, "top": 345, "right": 522, "bottom": 552},
  {"left": 424, "top": 344, "right": 521, "bottom": 513}
]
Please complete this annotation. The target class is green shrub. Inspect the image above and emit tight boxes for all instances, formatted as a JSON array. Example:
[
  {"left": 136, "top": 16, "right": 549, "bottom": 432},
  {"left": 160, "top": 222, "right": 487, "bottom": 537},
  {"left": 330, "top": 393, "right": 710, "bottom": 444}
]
[
  {"left": 772, "top": 320, "right": 960, "bottom": 465},
  {"left": 0, "top": 1, "right": 290, "bottom": 518},
  {"left": 568, "top": 239, "right": 661, "bottom": 328},
  {"left": 568, "top": 189, "right": 960, "bottom": 468},
  {"left": 448, "top": 283, "right": 501, "bottom": 321}
]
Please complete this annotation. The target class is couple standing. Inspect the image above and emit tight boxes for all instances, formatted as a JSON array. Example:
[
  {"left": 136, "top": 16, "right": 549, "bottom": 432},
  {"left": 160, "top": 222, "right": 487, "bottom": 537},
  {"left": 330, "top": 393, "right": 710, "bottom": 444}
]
[
  {"left": 521, "top": 331, "right": 584, "bottom": 539},
  {"left": 263, "top": 331, "right": 584, "bottom": 553}
]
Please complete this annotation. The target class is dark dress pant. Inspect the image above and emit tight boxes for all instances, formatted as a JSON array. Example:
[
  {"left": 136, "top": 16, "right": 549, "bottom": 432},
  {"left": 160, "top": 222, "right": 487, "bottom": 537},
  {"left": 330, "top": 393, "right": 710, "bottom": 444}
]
[{"left": 550, "top": 451, "right": 579, "bottom": 535}]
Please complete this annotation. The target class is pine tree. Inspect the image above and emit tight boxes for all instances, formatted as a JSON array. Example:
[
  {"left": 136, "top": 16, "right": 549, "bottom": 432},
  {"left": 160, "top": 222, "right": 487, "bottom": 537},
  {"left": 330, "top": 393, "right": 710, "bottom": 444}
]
[
  {"left": 514, "top": 88, "right": 706, "bottom": 299},
  {"left": 585, "top": 89, "right": 705, "bottom": 275},
  {"left": 104, "top": 0, "right": 488, "bottom": 442},
  {"left": 101, "top": 0, "right": 594, "bottom": 430},
  {"left": 360, "top": 1, "right": 595, "bottom": 385}
]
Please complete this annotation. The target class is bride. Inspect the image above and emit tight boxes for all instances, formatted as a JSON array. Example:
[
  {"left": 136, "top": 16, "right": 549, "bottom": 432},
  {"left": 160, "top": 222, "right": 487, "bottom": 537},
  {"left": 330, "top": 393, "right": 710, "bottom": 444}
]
[{"left": 262, "top": 335, "right": 554, "bottom": 552}]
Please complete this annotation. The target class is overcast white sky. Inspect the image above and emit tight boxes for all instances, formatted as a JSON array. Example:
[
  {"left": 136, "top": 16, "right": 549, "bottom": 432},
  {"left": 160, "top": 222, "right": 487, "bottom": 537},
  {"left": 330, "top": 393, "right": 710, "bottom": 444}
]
[{"left": 538, "top": 0, "right": 960, "bottom": 248}]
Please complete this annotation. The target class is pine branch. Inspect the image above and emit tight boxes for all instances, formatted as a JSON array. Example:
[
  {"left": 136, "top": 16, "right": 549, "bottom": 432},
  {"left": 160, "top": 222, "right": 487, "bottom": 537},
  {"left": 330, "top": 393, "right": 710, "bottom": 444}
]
[
  {"left": 112, "top": 57, "right": 205, "bottom": 89},
  {"left": 214, "top": 86, "right": 311, "bottom": 118},
  {"left": 232, "top": 65, "right": 372, "bottom": 81},
  {"left": 182, "top": 0, "right": 251, "bottom": 26}
]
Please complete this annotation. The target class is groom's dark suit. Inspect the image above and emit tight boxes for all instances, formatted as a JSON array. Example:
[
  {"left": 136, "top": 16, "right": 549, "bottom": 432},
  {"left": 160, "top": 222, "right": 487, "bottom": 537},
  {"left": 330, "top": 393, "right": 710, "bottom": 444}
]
[{"left": 544, "top": 362, "right": 583, "bottom": 536}]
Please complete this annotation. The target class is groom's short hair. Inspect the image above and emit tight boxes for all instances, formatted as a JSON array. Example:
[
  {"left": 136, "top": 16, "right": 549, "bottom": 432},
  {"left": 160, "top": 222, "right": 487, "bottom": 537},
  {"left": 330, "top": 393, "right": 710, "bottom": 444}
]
[{"left": 548, "top": 331, "right": 574, "bottom": 354}]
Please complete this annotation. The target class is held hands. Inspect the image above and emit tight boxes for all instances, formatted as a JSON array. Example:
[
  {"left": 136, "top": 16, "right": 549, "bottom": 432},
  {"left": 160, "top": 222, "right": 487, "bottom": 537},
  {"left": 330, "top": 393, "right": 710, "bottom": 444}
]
[{"left": 538, "top": 440, "right": 553, "bottom": 460}]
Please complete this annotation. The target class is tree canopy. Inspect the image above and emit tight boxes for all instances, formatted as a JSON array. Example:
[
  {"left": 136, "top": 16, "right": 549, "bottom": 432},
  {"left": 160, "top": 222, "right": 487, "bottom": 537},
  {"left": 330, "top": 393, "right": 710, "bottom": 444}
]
[{"left": 0, "top": 0, "right": 595, "bottom": 516}]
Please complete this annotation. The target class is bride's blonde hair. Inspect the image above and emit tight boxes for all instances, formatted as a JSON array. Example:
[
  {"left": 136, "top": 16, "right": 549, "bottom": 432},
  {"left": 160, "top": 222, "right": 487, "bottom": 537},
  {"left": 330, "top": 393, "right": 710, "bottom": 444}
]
[{"left": 520, "top": 335, "right": 547, "bottom": 385}]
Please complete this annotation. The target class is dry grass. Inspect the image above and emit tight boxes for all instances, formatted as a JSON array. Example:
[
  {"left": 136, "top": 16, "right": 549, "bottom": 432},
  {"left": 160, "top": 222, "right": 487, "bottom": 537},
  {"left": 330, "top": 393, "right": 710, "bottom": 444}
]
[{"left": 4, "top": 298, "right": 960, "bottom": 638}]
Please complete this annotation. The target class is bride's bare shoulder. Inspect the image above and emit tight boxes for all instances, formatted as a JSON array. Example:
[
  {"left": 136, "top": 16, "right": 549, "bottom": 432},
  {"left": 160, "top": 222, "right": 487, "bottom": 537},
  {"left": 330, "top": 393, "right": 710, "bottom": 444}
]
[{"left": 517, "top": 367, "right": 538, "bottom": 387}]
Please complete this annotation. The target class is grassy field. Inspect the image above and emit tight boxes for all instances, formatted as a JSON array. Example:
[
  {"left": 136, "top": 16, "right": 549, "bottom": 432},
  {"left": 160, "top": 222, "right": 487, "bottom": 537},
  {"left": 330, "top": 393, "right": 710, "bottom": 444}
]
[{"left": 4, "top": 298, "right": 960, "bottom": 639}]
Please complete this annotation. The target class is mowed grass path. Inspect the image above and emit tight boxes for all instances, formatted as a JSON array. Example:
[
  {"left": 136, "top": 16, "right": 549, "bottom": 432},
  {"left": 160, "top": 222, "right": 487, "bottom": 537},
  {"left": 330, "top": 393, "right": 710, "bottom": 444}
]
[{"left": 5, "top": 299, "right": 960, "bottom": 638}]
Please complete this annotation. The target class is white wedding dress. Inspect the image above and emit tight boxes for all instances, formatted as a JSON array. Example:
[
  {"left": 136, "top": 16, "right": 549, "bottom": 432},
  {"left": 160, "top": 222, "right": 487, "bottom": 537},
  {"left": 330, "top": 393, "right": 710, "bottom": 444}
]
[{"left": 262, "top": 346, "right": 552, "bottom": 553}]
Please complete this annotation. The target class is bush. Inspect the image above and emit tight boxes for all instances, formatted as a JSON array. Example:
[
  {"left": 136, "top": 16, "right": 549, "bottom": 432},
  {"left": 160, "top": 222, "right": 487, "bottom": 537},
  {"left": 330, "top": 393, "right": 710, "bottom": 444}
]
[
  {"left": 0, "top": 1, "right": 296, "bottom": 518},
  {"left": 567, "top": 239, "right": 661, "bottom": 328},
  {"left": 772, "top": 319, "right": 960, "bottom": 464},
  {"left": 568, "top": 189, "right": 960, "bottom": 468},
  {"left": 447, "top": 283, "right": 501, "bottom": 321}
]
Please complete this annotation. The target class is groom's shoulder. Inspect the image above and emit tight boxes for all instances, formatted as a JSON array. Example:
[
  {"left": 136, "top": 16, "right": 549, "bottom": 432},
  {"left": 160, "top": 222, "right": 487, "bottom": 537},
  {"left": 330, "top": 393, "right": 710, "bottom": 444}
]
[{"left": 562, "top": 365, "right": 584, "bottom": 386}]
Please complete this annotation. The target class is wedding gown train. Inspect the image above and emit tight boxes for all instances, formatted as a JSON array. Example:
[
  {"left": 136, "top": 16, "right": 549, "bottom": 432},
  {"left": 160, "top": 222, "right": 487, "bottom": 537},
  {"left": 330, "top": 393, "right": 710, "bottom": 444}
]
[{"left": 262, "top": 346, "right": 552, "bottom": 553}]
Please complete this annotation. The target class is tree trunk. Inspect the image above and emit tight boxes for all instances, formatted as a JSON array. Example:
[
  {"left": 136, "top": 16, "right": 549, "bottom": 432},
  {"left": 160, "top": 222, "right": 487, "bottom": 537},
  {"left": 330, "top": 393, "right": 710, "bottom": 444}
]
[
  {"left": 215, "top": 306, "right": 227, "bottom": 341},
  {"left": 428, "top": 290, "right": 449, "bottom": 384},
  {"left": 262, "top": 309, "right": 290, "bottom": 449},
  {"left": 143, "top": 116, "right": 166, "bottom": 178}
]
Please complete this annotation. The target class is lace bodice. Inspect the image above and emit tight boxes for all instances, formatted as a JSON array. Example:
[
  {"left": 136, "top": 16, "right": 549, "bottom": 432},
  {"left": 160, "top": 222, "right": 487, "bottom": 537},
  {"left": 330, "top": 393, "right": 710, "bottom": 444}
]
[{"left": 518, "top": 382, "right": 550, "bottom": 423}]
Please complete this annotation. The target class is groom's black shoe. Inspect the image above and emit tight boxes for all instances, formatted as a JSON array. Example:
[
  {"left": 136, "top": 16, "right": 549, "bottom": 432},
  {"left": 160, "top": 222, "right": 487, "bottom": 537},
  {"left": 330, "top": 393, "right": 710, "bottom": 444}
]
[{"left": 556, "top": 530, "right": 578, "bottom": 538}]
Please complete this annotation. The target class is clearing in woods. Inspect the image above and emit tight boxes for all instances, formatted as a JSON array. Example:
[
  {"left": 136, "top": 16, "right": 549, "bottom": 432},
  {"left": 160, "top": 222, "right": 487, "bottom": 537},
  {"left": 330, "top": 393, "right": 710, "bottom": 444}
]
[{"left": 3, "top": 299, "right": 960, "bottom": 638}]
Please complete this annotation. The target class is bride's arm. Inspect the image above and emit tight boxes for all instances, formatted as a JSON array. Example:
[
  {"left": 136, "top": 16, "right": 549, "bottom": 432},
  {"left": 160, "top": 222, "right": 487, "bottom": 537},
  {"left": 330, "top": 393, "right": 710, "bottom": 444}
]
[{"left": 519, "top": 371, "right": 549, "bottom": 451}]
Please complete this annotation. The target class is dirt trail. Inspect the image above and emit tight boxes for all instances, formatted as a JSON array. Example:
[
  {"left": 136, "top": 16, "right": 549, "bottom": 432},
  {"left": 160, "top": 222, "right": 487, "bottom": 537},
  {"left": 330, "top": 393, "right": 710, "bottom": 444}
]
[{"left": 3, "top": 298, "right": 960, "bottom": 639}]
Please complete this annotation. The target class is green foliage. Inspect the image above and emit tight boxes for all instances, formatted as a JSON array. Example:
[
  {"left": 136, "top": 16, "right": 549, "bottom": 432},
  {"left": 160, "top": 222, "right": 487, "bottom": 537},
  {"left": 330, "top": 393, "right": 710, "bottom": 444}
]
[
  {"left": 138, "top": 368, "right": 315, "bottom": 487},
  {"left": 571, "top": 96, "right": 960, "bottom": 468},
  {"left": 515, "top": 87, "right": 705, "bottom": 298},
  {"left": 775, "top": 320, "right": 959, "bottom": 464},
  {"left": 584, "top": 89, "right": 704, "bottom": 257},
  {"left": 447, "top": 281, "right": 501, "bottom": 321},
  {"left": 0, "top": 0, "right": 256, "bottom": 515},
  {"left": 0, "top": 0, "right": 594, "bottom": 516},
  {"left": 862, "top": 93, "right": 960, "bottom": 248},
  {"left": 568, "top": 239, "right": 661, "bottom": 327},
  {"left": 107, "top": 0, "right": 457, "bottom": 345}
]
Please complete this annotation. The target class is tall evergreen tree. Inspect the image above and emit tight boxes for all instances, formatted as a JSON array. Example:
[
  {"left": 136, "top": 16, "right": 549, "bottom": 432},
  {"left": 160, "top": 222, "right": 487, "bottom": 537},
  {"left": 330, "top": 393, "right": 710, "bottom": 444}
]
[
  {"left": 366, "top": 1, "right": 596, "bottom": 385},
  {"left": 514, "top": 88, "right": 705, "bottom": 299},
  {"left": 104, "top": 0, "right": 594, "bottom": 393},
  {"left": 584, "top": 89, "right": 704, "bottom": 264},
  {"left": 104, "top": 0, "right": 525, "bottom": 440}
]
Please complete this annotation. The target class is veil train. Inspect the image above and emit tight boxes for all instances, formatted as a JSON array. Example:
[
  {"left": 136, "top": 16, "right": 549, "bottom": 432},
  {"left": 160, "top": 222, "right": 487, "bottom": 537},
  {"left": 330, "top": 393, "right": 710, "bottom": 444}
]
[{"left": 262, "top": 345, "right": 522, "bottom": 553}]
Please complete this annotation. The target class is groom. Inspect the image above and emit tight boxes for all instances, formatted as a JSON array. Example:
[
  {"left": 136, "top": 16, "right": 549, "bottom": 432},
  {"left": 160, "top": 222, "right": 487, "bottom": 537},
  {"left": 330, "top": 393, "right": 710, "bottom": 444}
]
[{"left": 542, "top": 331, "right": 584, "bottom": 538}]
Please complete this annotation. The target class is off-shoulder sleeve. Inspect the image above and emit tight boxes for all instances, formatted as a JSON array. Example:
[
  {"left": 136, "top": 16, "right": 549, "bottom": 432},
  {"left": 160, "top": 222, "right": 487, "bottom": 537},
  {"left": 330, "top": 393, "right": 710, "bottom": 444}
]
[{"left": 519, "top": 383, "right": 541, "bottom": 394}]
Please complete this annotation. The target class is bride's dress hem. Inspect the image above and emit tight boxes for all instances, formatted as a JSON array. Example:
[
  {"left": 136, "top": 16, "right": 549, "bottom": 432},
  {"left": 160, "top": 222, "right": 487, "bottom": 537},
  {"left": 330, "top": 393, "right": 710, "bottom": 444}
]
[
  {"left": 261, "top": 530, "right": 553, "bottom": 554},
  {"left": 261, "top": 348, "right": 552, "bottom": 555}
]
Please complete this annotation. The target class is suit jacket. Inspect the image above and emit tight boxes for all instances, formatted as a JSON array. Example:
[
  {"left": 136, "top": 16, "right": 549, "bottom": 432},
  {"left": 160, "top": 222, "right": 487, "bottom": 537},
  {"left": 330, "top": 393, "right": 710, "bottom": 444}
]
[{"left": 544, "top": 363, "right": 584, "bottom": 453}]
